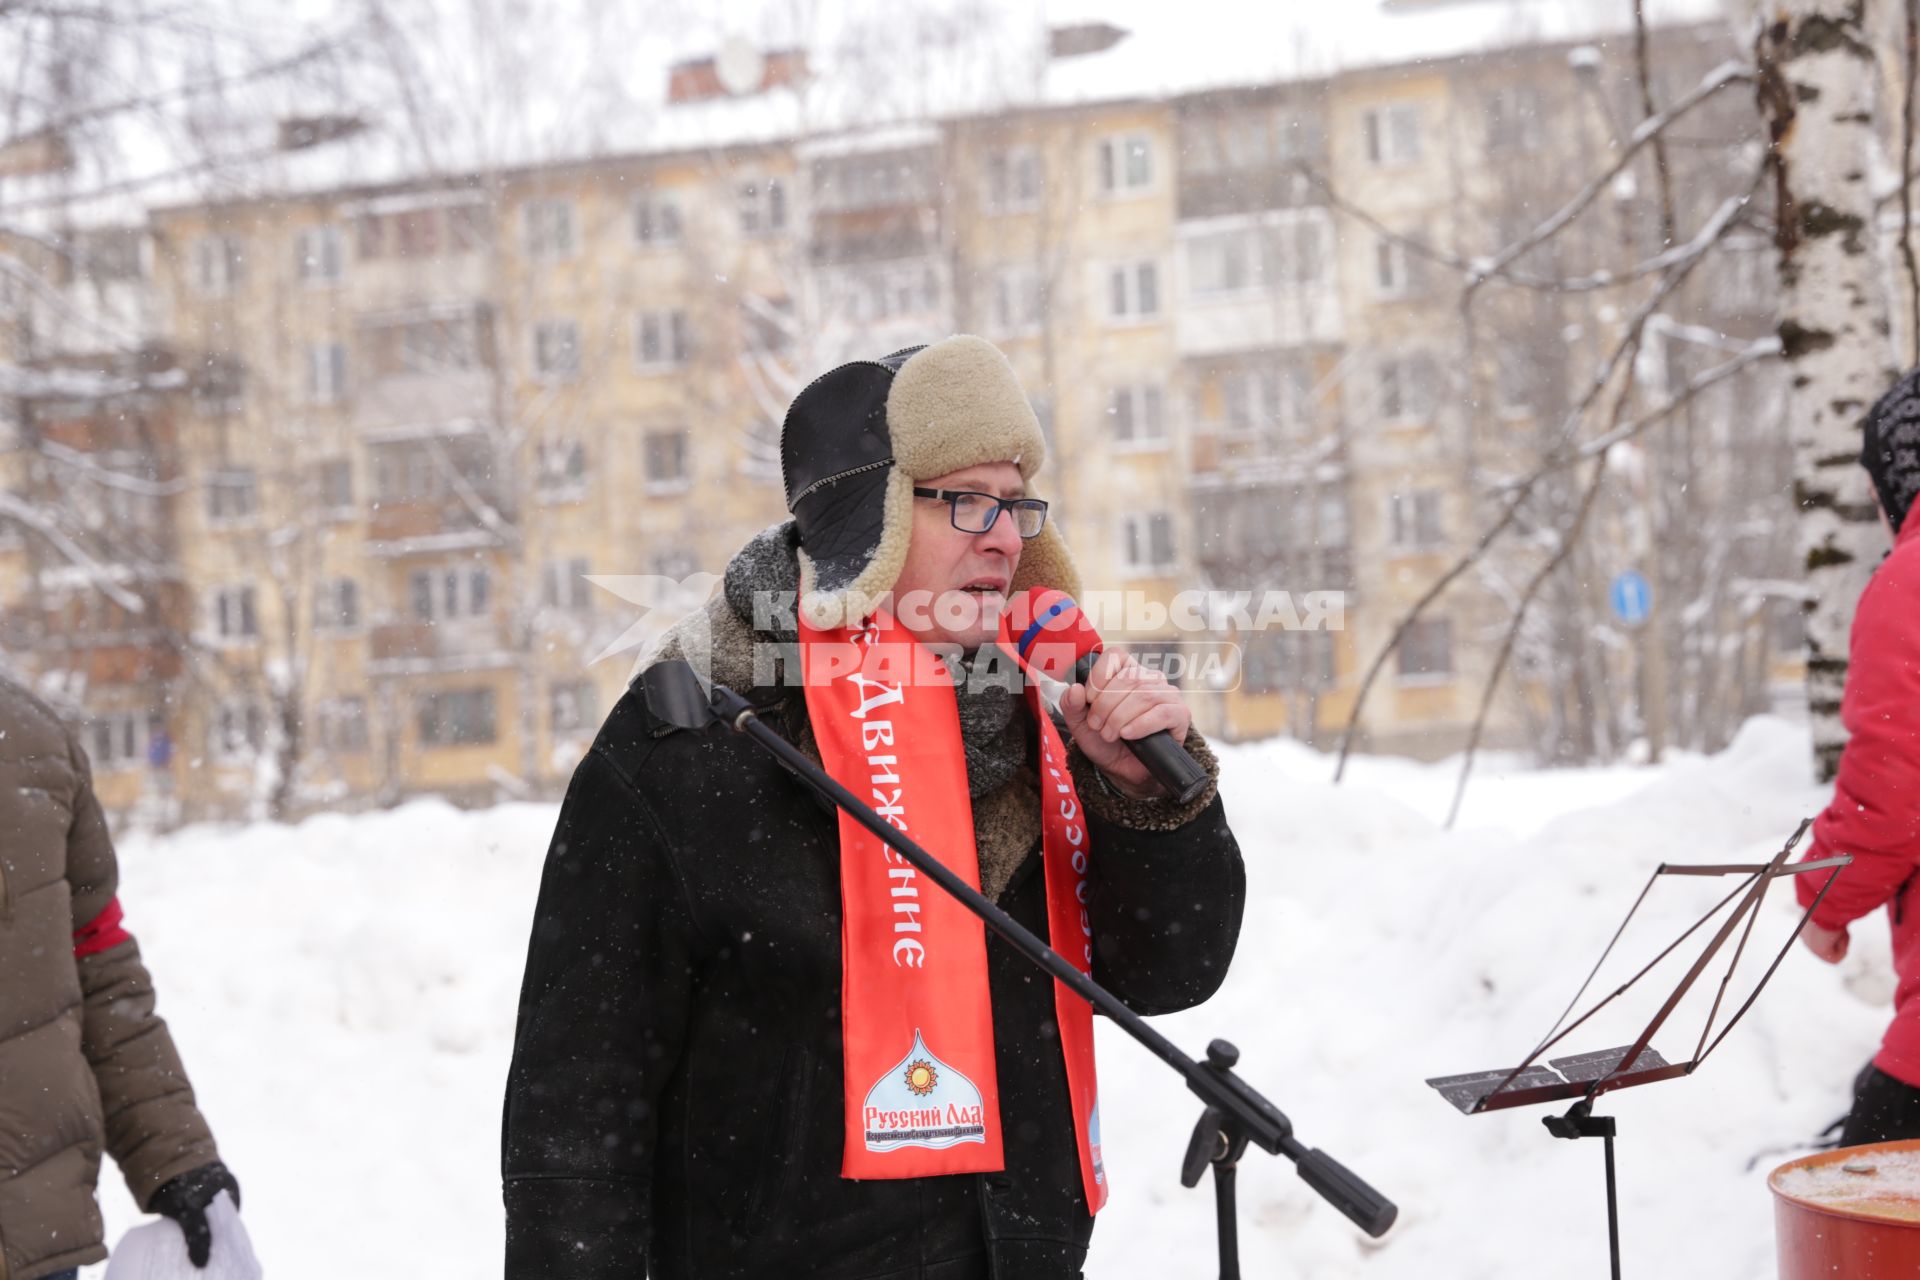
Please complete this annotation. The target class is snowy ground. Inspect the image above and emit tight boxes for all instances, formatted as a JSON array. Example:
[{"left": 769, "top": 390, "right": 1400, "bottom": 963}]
[{"left": 82, "top": 715, "right": 1878, "bottom": 1278}]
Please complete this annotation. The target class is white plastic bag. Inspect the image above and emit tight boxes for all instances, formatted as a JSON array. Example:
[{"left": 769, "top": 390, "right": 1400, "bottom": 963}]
[{"left": 105, "top": 1192, "right": 261, "bottom": 1280}]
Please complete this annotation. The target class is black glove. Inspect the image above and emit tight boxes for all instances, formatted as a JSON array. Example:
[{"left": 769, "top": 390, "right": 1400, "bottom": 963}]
[{"left": 147, "top": 1161, "right": 241, "bottom": 1269}]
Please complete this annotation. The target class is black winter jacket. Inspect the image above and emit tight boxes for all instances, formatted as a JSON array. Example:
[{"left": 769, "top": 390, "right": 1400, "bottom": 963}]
[{"left": 502, "top": 679, "right": 1246, "bottom": 1280}]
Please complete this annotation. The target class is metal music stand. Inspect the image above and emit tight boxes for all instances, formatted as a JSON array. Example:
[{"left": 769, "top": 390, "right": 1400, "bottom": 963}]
[{"left": 1424, "top": 819, "right": 1849, "bottom": 1279}]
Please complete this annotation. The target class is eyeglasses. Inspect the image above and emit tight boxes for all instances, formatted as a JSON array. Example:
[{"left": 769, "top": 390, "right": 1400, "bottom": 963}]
[{"left": 913, "top": 487, "right": 1050, "bottom": 539}]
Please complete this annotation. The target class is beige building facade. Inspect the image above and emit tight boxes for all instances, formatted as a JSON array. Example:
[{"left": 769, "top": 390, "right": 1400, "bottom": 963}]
[{"left": 0, "top": 19, "right": 1800, "bottom": 823}]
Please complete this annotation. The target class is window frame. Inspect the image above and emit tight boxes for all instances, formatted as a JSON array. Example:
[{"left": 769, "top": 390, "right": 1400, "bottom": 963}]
[
  {"left": 1104, "top": 258, "right": 1162, "bottom": 324},
  {"left": 191, "top": 233, "right": 245, "bottom": 297},
  {"left": 632, "top": 190, "right": 684, "bottom": 248},
  {"left": 204, "top": 468, "right": 259, "bottom": 526},
  {"left": 531, "top": 318, "right": 582, "bottom": 384},
  {"left": 295, "top": 224, "right": 345, "bottom": 286},
  {"left": 416, "top": 687, "right": 498, "bottom": 748},
  {"left": 643, "top": 427, "right": 692, "bottom": 493},
  {"left": 1107, "top": 382, "right": 1168, "bottom": 451},
  {"left": 1096, "top": 132, "right": 1155, "bottom": 197},
  {"left": 521, "top": 198, "right": 578, "bottom": 262},
  {"left": 634, "top": 308, "right": 691, "bottom": 370},
  {"left": 1120, "top": 510, "right": 1178, "bottom": 575},
  {"left": 1395, "top": 617, "right": 1454, "bottom": 685},
  {"left": 1362, "top": 103, "right": 1422, "bottom": 168}
]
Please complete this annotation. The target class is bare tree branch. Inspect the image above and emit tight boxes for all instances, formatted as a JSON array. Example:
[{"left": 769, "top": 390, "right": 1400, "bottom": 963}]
[
  {"left": 0, "top": 490, "right": 145, "bottom": 611},
  {"left": 1466, "top": 60, "right": 1751, "bottom": 292},
  {"left": 37, "top": 437, "right": 191, "bottom": 494},
  {"left": 0, "top": 22, "right": 359, "bottom": 155},
  {"left": 1634, "top": 0, "right": 1679, "bottom": 247},
  {"left": 1331, "top": 161, "right": 1764, "bottom": 782},
  {"left": 1446, "top": 442, "right": 1614, "bottom": 828}
]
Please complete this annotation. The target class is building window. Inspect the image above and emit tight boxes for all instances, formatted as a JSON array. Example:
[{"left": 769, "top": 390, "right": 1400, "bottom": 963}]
[
  {"left": 1187, "top": 229, "right": 1263, "bottom": 296},
  {"left": 1219, "top": 363, "right": 1312, "bottom": 444},
  {"left": 535, "top": 438, "right": 587, "bottom": 501},
  {"left": 191, "top": 234, "right": 245, "bottom": 296},
  {"left": 1772, "top": 600, "right": 1808, "bottom": 655},
  {"left": 1241, "top": 630, "right": 1337, "bottom": 695},
  {"left": 306, "top": 341, "right": 348, "bottom": 404},
  {"left": 1121, "top": 511, "right": 1177, "bottom": 574},
  {"left": 811, "top": 152, "right": 932, "bottom": 213},
  {"left": 1107, "top": 384, "right": 1166, "bottom": 448},
  {"left": 1363, "top": 104, "right": 1422, "bottom": 168},
  {"left": 1484, "top": 86, "right": 1545, "bottom": 154},
  {"left": 644, "top": 428, "right": 690, "bottom": 490},
  {"left": 842, "top": 262, "right": 941, "bottom": 324},
  {"left": 985, "top": 145, "right": 1042, "bottom": 213},
  {"left": 295, "top": 225, "right": 344, "bottom": 284},
  {"left": 1389, "top": 490, "right": 1446, "bottom": 550},
  {"left": 522, "top": 198, "right": 576, "bottom": 260},
  {"left": 77, "top": 229, "right": 147, "bottom": 283},
  {"left": 1106, "top": 259, "right": 1160, "bottom": 322},
  {"left": 1184, "top": 220, "right": 1327, "bottom": 297},
  {"left": 191, "top": 354, "right": 246, "bottom": 415},
  {"left": 314, "top": 578, "right": 361, "bottom": 631},
  {"left": 416, "top": 688, "right": 497, "bottom": 747},
  {"left": 361, "top": 312, "right": 488, "bottom": 377},
  {"left": 532, "top": 319, "right": 580, "bottom": 383},
  {"left": 635, "top": 309, "right": 691, "bottom": 368},
  {"left": 1374, "top": 237, "right": 1415, "bottom": 298},
  {"left": 88, "top": 710, "right": 156, "bottom": 771},
  {"left": 314, "top": 697, "right": 369, "bottom": 753},
  {"left": 211, "top": 585, "right": 258, "bottom": 640},
  {"left": 990, "top": 265, "right": 1045, "bottom": 336},
  {"left": 550, "top": 680, "right": 598, "bottom": 736},
  {"left": 1097, "top": 133, "right": 1153, "bottom": 195},
  {"left": 409, "top": 566, "right": 491, "bottom": 621},
  {"left": 205, "top": 469, "right": 258, "bottom": 523},
  {"left": 1494, "top": 352, "right": 1534, "bottom": 418},
  {"left": 210, "top": 700, "right": 265, "bottom": 763},
  {"left": 1397, "top": 617, "right": 1453, "bottom": 683},
  {"left": 358, "top": 203, "right": 489, "bottom": 261},
  {"left": 541, "top": 556, "right": 593, "bottom": 613},
  {"left": 317, "top": 458, "right": 354, "bottom": 514},
  {"left": 633, "top": 191, "right": 683, "bottom": 247},
  {"left": 370, "top": 437, "right": 496, "bottom": 505},
  {"left": 738, "top": 178, "right": 787, "bottom": 236},
  {"left": 1377, "top": 352, "right": 1437, "bottom": 423}
]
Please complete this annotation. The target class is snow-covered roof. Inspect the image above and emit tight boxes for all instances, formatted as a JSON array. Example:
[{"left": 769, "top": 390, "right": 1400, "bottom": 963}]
[
  {"left": 1034, "top": 0, "right": 1735, "bottom": 104},
  {"left": 5, "top": 0, "right": 1740, "bottom": 224}
]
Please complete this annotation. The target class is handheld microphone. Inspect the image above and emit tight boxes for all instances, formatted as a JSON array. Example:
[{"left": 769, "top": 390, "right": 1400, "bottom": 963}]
[{"left": 1010, "top": 588, "right": 1212, "bottom": 805}]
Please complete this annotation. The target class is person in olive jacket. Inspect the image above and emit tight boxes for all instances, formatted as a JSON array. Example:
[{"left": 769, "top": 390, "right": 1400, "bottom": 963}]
[
  {"left": 503, "top": 336, "right": 1247, "bottom": 1279},
  {"left": 0, "top": 676, "right": 241, "bottom": 1279}
]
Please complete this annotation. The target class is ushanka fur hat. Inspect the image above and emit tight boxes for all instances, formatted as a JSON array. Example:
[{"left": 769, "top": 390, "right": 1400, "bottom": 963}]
[{"left": 781, "top": 334, "right": 1084, "bottom": 629}]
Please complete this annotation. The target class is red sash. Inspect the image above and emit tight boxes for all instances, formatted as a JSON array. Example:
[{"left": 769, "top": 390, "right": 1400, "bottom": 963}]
[{"left": 799, "top": 610, "right": 1106, "bottom": 1210}]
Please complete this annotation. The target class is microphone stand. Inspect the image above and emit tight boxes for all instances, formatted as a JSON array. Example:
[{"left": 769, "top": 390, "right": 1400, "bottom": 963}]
[{"left": 640, "top": 662, "right": 1397, "bottom": 1276}]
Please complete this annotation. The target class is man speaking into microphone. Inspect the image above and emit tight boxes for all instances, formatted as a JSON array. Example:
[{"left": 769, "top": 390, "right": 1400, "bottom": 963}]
[{"left": 502, "top": 335, "right": 1246, "bottom": 1279}]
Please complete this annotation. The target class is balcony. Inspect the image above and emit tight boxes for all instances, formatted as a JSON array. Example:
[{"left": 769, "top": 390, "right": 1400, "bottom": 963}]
[
  {"left": 352, "top": 303, "right": 498, "bottom": 434},
  {"left": 1178, "top": 168, "right": 1321, "bottom": 221},
  {"left": 810, "top": 206, "right": 940, "bottom": 265},
  {"left": 368, "top": 615, "right": 515, "bottom": 675},
  {"left": 364, "top": 497, "right": 508, "bottom": 557},
  {"left": 0, "top": 617, "right": 185, "bottom": 683}
]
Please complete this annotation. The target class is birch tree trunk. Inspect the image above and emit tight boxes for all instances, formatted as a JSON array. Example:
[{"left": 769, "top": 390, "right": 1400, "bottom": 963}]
[{"left": 1758, "top": 0, "right": 1899, "bottom": 781}]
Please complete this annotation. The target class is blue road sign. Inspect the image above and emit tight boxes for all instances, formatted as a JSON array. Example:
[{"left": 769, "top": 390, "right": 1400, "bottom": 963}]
[{"left": 1610, "top": 570, "right": 1652, "bottom": 627}]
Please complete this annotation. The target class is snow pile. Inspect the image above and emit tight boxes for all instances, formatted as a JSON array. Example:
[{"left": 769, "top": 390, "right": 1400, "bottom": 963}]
[{"left": 84, "top": 715, "right": 1878, "bottom": 1278}]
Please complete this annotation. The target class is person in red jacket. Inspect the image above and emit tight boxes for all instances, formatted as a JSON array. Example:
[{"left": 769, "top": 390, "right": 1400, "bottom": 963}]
[{"left": 1797, "top": 368, "right": 1920, "bottom": 1145}]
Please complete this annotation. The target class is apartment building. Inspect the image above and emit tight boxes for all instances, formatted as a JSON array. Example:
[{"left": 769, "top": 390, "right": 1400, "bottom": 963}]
[{"left": 0, "top": 10, "right": 1798, "bottom": 822}]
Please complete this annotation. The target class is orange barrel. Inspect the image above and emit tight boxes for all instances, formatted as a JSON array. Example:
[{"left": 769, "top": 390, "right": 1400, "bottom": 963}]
[{"left": 1771, "top": 1139, "right": 1920, "bottom": 1277}]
